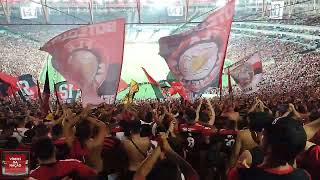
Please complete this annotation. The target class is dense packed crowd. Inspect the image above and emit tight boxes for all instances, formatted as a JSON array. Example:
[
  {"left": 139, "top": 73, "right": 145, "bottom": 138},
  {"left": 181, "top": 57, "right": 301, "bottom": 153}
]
[
  {"left": 0, "top": 20, "right": 319, "bottom": 179},
  {"left": 0, "top": 34, "right": 47, "bottom": 78},
  {"left": 0, "top": 81, "right": 319, "bottom": 180}
]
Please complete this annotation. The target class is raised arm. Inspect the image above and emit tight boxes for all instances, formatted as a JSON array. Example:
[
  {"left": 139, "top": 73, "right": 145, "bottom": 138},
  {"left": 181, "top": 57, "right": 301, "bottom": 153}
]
[
  {"left": 206, "top": 99, "right": 215, "bottom": 126},
  {"left": 133, "top": 146, "right": 162, "bottom": 180},
  {"left": 87, "top": 117, "right": 107, "bottom": 148},
  {"left": 304, "top": 117, "right": 320, "bottom": 140},
  {"left": 195, "top": 99, "right": 203, "bottom": 122}
]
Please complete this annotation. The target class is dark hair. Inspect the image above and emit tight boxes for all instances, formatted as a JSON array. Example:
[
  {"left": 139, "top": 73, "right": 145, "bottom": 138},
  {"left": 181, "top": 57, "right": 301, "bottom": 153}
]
[
  {"left": 75, "top": 120, "right": 91, "bottom": 148},
  {"left": 199, "top": 111, "right": 210, "bottom": 123},
  {"left": 34, "top": 124, "right": 49, "bottom": 138},
  {"left": 184, "top": 108, "right": 196, "bottom": 123},
  {"left": 144, "top": 112, "right": 153, "bottom": 123},
  {"left": 52, "top": 124, "right": 63, "bottom": 139},
  {"left": 264, "top": 117, "right": 306, "bottom": 165},
  {"left": 5, "top": 137, "right": 19, "bottom": 149},
  {"left": 128, "top": 120, "right": 141, "bottom": 135},
  {"left": 140, "top": 124, "right": 152, "bottom": 137},
  {"left": 248, "top": 112, "right": 272, "bottom": 132},
  {"left": 33, "top": 137, "right": 55, "bottom": 161}
]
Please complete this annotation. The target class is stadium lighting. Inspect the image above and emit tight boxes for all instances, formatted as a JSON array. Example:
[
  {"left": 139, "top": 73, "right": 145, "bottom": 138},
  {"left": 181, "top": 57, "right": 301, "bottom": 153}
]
[{"left": 216, "top": 0, "right": 227, "bottom": 7}]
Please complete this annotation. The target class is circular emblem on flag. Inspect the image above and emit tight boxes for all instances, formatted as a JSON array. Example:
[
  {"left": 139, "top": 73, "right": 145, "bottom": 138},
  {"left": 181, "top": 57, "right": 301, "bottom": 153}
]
[
  {"left": 236, "top": 63, "right": 254, "bottom": 87},
  {"left": 54, "top": 38, "right": 108, "bottom": 90},
  {"left": 168, "top": 31, "right": 223, "bottom": 93}
]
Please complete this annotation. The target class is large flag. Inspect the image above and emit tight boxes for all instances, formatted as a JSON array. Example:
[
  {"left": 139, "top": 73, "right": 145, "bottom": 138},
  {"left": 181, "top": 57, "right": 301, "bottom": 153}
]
[
  {"left": 117, "top": 78, "right": 128, "bottom": 92},
  {"left": 229, "top": 53, "right": 263, "bottom": 94},
  {"left": 141, "top": 67, "right": 164, "bottom": 99},
  {"left": 123, "top": 80, "right": 139, "bottom": 104},
  {"left": 42, "top": 69, "right": 50, "bottom": 116},
  {"left": 159, "top": 0, "right": 235, "bottom": 94},
  {"left": 41, "top": 19, "right": 126, "bottom": 105},
  {"left": 55, "top": 81, "right": 81, "bottom": 104},
  {"left": 0, "top": 72, "right": 18, "bottom": 97},
  {"left": 17, "top": 74, "right": 38, "bottom": 100}
]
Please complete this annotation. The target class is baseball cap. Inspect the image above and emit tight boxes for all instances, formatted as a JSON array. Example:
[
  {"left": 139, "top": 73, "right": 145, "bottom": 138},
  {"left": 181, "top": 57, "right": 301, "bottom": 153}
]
[
  {"left": 248, "top": 112, "right": 272, "bottom": 132},
  {"left": 265, "top": 117, "right": 306, "bottom": 153}
]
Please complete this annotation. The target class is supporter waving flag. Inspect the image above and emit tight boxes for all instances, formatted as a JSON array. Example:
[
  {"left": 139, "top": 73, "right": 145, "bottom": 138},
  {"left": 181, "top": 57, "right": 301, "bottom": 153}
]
[
  {"left": 229, "top": 53, "right": 263, "bottom": 94},
  {"left": 41, "top": 19, "right": 126, "bottom": 105},
  {"left": 159, "top": 0, "right": 235, "bottom": 95},
  {"left": 0, "top": 71, "right": 18, "bottom": 97}
]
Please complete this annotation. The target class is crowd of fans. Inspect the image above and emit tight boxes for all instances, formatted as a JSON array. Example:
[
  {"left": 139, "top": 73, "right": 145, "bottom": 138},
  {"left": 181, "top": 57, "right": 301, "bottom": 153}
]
[
  {"left": 0, "top": 33, "right": 47, "bottom": 78},
  {"left": 0, "top": 82, "right": 319, "bottom": 180},
  {"left": 0, "top": 19, "right": 319, "bottom": 180}
]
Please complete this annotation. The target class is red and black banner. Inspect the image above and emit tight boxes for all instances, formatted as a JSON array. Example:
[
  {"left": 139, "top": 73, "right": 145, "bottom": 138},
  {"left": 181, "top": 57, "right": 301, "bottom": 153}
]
[
  {"left": 229, "top": 53, "right": 263, "bottom": 93},
  {"left": 0, "top": 72, "right": 19, "bottom": 97},
  {"left": 159, "top": 0, "right": 235, "bottom": 94},
  {"left": 41, "top": 19, "right": 125, "bottom": 105},
  {"left": 16, "top": 74, "right": 38, "bottom": 100}
]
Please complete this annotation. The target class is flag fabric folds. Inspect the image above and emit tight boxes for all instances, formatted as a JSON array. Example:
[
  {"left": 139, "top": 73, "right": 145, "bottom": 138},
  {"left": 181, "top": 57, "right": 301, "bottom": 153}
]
[
  {"left": 42, "top": 68, "right": 50, "bottom": 116},
  {"left": 229, "top": 53, "right": 263, "bottom": 94},
  {"left": 41, "top": 19, "right": 126, "bottom": 105},
  {"left": 159, "top": 0, "right": 235, "bottom": 94},
  {"left": 141, "top": 67, "right": 164, "bottom": 99},
  {"left": 0, "top": 72, "right": 19, "bottom": 97},
  {"left": 168, "top": 81, "right": 189, "bottom": 100},
  {"left": 123, "top": 80, "right": 139, "bottom": 104}
]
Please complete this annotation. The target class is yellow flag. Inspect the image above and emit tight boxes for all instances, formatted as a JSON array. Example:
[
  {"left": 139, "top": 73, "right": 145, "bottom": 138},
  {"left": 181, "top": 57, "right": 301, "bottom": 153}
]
[{"left": 123, "top": 80, "right": 139, "bottom": 104}]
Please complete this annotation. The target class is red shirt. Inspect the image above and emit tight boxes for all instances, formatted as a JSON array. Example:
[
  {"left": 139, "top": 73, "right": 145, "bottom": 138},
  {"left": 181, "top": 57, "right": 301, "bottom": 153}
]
[
  {"left": 297, "top": 145, "right": 320, "bottom": 180},
  {"left": 30, "top": 159, "right": 97, "bottom": 180}
]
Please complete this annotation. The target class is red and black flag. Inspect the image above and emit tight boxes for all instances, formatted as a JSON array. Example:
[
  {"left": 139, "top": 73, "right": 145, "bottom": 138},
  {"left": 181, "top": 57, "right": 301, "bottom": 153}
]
[
  {"left": 17, "top": 74, "right": 38, "bottom": 100},
  {"left": 42, "top": 68, "right": 50, "bottom": 116},
  {"left": 229, "top": 53, "right": 263, "bottom": 94},
  {"left": 141, "top": 67, "right": 164, "bottom": 99},
  {"left": 159, "top": 0, "right": 235, "bottom": 95},
  {"left": 0, "top": 71, "right": 18, "bottom": 97},
  {"left": 41, "top": 19, "right": 126, "bottom": 106}
]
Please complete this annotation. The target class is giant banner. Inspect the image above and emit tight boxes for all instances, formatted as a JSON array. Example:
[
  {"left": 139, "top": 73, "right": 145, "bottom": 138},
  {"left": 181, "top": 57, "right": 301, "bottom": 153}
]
[
  {"left": 41, "top": 19, "right": 125, "bottom": 105},
  {"left": 159, "top": 0, "right": 235, "bottom": 94},
  {"left": 229, "top": 53, "right": 263, "bottom": 94}
]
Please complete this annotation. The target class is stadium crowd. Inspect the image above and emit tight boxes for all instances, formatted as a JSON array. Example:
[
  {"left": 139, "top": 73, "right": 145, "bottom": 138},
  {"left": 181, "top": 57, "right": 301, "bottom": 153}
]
[
  {"left": 0, "top": 81, "right": 319, "bottom": 180},
  {"left": 0, "top": 22, "right": 319, "bottom": 180}
]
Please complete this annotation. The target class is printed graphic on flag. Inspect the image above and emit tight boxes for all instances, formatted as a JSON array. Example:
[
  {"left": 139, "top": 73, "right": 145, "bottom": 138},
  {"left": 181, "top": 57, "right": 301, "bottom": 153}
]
[
  {"left": 17, "top": 74, "right": 38, "bottom": 100},
  {"left": 230, "top": 53, "right": 263, "bottom": 94},
  {"left": 159, "top": 0, "right": 235, "bottom": 94},
  {"left": 55, "top": 81, "right": 81, "bottom": 104},
  {"left": 41, "top": 19, "right": 125, "bottom": 105}
]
